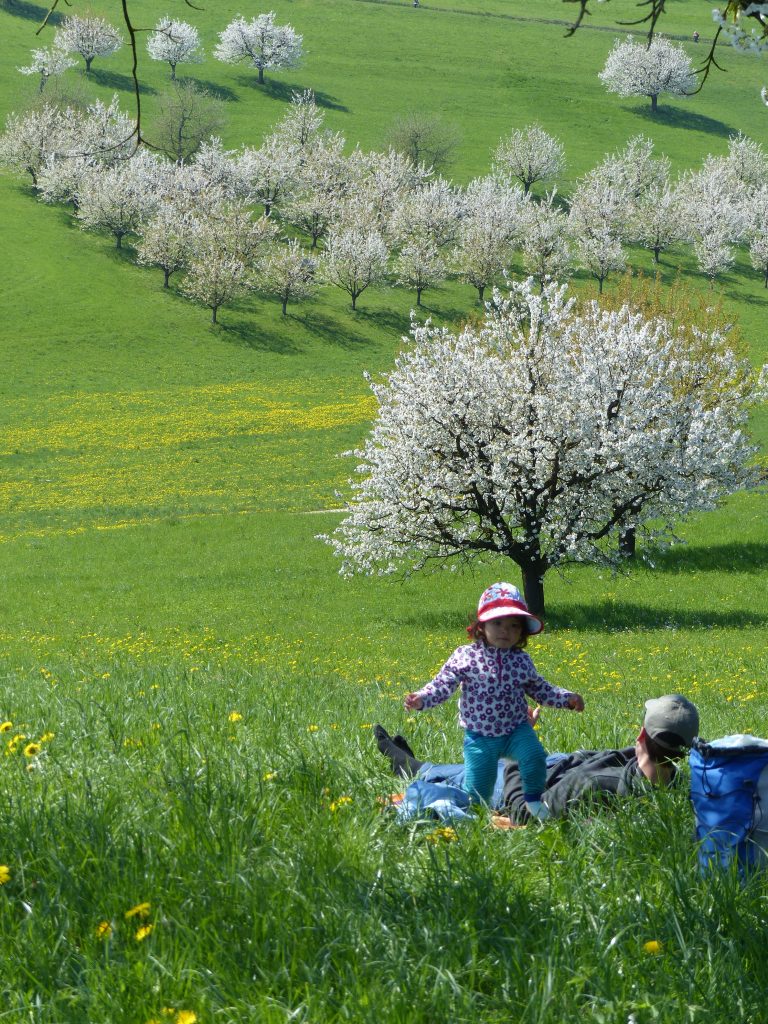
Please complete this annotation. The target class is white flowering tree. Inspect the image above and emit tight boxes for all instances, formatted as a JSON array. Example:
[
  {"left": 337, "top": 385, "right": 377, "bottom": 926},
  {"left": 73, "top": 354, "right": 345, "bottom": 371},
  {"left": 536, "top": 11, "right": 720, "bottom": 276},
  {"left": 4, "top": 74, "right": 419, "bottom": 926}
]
[
  {"left": 599, "top": 35, "right": 696, "bottom": 112},
  {"left": 627, "top": 184, "right": 685, "bottom": 264},
  {"left": 54, "top": 15, "right": 123, "bottom": 74},
  {"left": 182, "top": 203, "right": 276, "bottom": 323},
  {"left": 520, "top": 192, "right": 572, "bottom": 285},
  {"left": 392, "top": 176, "right": 463, "bottom": 250},
  {"left": 568, "top": 173, "right": 628, "bottom": 291},
  {"left": 452, "top": 176, "right": 527, "bottom": 302},
  {"left": 76, "top": 151, "right": 165, "bottom": 248},
  {"left": 147, "top": 18, "right": 204, "bottom": 80},
  {"left": 272, "top": 89, "right": 325, "bottom": 153},
  {"left": 679, "top": 158, "right": 746, "bottom": 284},
  {"left": 18, "top": 46, "right": 77, "bottom": 92},
  {"left": 0, "top": 104, "right": 67, "bottom": 185},
  {"left": 324, "top": 279, "right": 759, "bottom": 615},
  {"left": 321, "top": 225, "right": 389, "bottom": 310},
  {"left": 746, "top": 186, "right": 768, "bottom": 286},
  {"left": 282, "top": 136, "right": 351, "bottom": 248},
  {"left": 136, "top": 201, "right": 197, "bottom": 287},
  {"left": 238, "top": 135, "right": 299, "bottom": 216},
  {"left": 492, "top": 124, "right": 565, "bottom": 195},
  {"left": 214, "top": 13, "right": 303, "bottom": 85},
  {"left": 394, "top": 235, "right": 447, "bottom": 306},
  {"left": 255, "top": 238, "right": 318, "bottom": 314}
]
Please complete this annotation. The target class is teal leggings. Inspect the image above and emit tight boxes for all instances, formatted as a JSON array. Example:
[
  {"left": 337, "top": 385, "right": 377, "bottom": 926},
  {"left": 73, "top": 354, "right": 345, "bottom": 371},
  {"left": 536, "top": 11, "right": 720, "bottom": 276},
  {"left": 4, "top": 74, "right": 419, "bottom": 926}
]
[{"left": 463, "top": 723, "right": 547, "bottom": 806}]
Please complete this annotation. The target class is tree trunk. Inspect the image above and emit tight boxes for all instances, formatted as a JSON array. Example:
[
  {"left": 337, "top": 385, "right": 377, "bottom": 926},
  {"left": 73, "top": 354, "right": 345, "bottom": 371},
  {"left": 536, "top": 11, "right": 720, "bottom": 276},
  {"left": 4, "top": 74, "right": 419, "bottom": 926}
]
[
  {"left": 163, "top": 268, "right": 171, "bottom": 288},
  {"left": 619, "top": 527, "right": 636, "bottom": 558},
  {"left": 85, "top": 56, "right": 93, "bottom": 74},
  {"left": 281, "top": 297, "right": 288, "bottom": 315},
  {"left": 764, "top": 265, "right": 768, "bottom": 288},
  {"left": 650, "top": 93, "right": 658, "bottom": 112},
  {"left": 597, "top": 274, "right": 604, "bottom": 294},
  {"left": 477, "top": 284, "right": 485, "bottom": 303},
  {"left": 170, "top": 63, "right": 177, "bottom": 81},
  {"left": 416, "top": 286, "right": 422, "bottom": 306},
  {"left": 351, "top": 292, "right": 358, "bottom": 310},
  {"left": 258, "top": 66, "right": 264, "bottom": 84},
  {"left": 211, "top": 305, "right": 218, "bottom": 324},
  {"left": 520, "top": 564, "right": 547, "bottom": 618},
  {"left": 115, "top": 232, "right": 123, "bottom": 249},
  {"left": 653, "top": 246, "right": 660, "bottom": 264}
]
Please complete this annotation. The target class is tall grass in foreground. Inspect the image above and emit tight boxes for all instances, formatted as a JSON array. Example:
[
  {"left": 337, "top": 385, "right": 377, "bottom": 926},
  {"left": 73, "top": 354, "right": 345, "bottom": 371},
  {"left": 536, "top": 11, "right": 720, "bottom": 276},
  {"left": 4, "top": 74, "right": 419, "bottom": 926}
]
[{"left": 1, "top": 662, "right": 767, "bottom": 1023}]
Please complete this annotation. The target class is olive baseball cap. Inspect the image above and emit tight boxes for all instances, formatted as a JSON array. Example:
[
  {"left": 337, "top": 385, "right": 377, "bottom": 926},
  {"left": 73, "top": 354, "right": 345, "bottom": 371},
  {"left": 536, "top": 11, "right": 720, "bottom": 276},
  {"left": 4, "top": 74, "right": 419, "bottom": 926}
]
[{"left": 644, "top": 694, "right": 700, "bottom": 753}]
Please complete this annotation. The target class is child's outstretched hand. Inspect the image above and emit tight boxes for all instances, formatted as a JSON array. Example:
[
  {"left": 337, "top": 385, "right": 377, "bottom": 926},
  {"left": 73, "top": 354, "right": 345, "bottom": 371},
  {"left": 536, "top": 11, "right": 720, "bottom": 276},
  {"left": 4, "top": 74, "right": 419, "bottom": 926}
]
[
  {"left": 404, "top": 693, "right": 423, "bottom": 710},
  {"left": 568, "top": 693, "right": 585, "bottom": 712}
]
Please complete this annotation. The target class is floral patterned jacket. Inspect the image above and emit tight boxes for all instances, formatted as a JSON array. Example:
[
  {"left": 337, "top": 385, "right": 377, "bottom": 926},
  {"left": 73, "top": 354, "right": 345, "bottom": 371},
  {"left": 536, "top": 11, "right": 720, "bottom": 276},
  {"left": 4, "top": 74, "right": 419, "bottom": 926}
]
[{"left": 414, "top": 642, "right": 577, "bottom": 738}]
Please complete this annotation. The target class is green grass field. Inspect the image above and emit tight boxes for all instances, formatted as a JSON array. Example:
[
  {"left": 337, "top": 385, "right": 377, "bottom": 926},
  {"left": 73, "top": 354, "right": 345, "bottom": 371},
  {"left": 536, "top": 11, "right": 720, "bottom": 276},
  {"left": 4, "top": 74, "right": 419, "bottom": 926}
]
[{"left": 1, "top": 1, "right": 767, "bottom": 1021}]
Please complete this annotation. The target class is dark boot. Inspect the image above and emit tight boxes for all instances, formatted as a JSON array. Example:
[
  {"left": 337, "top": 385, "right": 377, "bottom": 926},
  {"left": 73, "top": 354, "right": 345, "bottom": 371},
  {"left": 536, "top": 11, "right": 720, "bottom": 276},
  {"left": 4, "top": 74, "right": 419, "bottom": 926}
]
[{"left": 373, "top": 725, "right": 424, "bottom": 779}]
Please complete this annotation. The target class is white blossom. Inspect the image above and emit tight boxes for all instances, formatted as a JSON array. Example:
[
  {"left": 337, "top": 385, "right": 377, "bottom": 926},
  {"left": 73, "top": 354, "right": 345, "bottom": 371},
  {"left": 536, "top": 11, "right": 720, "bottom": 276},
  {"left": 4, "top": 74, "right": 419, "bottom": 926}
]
[
  {"left": 0, "top": 104, "right": 68, "bottom": 185},
  {"left": 451, "top": 176, "right": 527, "bottom": 302},
  {"left": 136, "top": 200, "right": 197, "bottom": 286},
  {"left": 182, "top": 202, "right": 276, "bottom": 322},
  {"left": 492, "top": 124, "right": 565, "bottom": 194},
  {"left": 237, "top": 135, "right": 299, "bottom": 216},
  {"left": 324, "top": 279, "right": 758, "bottom": 613},
  {"left": 214, "top": 12, "right": 302, "bottom": 85},
  {"left": 255, "top": 238, "right": 318, "bottom": 314},
  {"left": 521, "top": 192, "right": 573, "bottom": 285},
  {"left": 76, "top": 151, "right": 167, "bottom": 248},
  {"left": 54, "top": 15, "right": 123, "bottom": 74},
  {"left": 627, "top": 184, "right": 685, "bottom": 263},
  {"left": 391, "top": 176, "right": 464, "bottom": 249},
  {"left": 18, "top": 46, "right": 77, "bottom": 92},
  {"left": 745, "top": 185, "right": 768, "bottom": 285},
  {"left": 281, "top": 135, "right": 352, "bottom": 248},
  {"left": 599, "top": 35, "right": 697, "bottom": 112},
  {"left": 321, "top": 226, "right": 389, "bottom": 309},
  {"left": 147, "top": 17, "right": 204, "bottom": 80},
  {"left": 394, "top": 234, "right": 447, "bottom": 306}
]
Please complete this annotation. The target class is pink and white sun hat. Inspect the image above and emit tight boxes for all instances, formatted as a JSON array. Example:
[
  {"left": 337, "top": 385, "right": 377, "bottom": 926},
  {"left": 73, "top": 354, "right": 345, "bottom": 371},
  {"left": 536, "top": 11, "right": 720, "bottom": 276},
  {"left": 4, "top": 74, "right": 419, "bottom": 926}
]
[{"left": 476, "top": 582, "right": 544, "bottom": 635}]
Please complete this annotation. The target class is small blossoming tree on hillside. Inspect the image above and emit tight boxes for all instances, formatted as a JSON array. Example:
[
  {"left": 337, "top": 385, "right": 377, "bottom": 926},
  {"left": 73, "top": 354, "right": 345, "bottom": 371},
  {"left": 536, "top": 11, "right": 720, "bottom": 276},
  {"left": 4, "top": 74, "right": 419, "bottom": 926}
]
[
  {"left": 324, "top": 279, "right": 761, "bottom": 616},
  {"left": 54, "top": 15, "right": 123, "bottom": 74},
  {"left": 214, "top": 12, "right": 302, "bottom": 86},
  {"left": 599, "top": 35, "right": 696, "bottom": 112}
]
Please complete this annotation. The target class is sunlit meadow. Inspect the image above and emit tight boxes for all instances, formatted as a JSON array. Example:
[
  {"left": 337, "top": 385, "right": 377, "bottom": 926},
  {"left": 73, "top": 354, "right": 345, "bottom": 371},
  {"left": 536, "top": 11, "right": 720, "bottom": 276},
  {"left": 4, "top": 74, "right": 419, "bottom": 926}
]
[{"left": 1, "top": 0, "right": 767, "bottom": 1021}]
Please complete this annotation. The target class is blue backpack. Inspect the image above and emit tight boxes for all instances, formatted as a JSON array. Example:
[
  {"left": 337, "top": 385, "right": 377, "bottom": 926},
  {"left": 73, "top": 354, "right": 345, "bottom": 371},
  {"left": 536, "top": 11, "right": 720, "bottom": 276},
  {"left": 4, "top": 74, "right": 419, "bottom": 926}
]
[{"left": 689, "top": 735, "right": 768, "bottom": 875}]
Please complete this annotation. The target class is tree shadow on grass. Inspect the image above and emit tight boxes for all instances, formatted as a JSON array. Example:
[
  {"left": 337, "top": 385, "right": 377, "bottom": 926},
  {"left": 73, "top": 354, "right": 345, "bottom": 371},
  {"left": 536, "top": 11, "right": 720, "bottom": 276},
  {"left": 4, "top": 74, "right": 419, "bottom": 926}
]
[
  {"left": 183, "top": 78, "right": 239, "bottom": 102},
  {"left": 216, "top": 317, "right": 302, "bottom": 354},
  {"left": 354, "top": 306, "right": 412, "bottom": 335},
  {"left": 235, "top": 75, "right": 348, "bottom": 111},
  {"left": 299, "top": 310, "right": 376, "bottom": 349},
  {"left": 650, "top": 541, "right": 768, "bottom": 574},
  {"left": 631, "top": 104, "right": 733, "bottom": 137},
  {"left": 1, "top": 0, "right": 61, "bottom": 23},
  {"left": 397, "top": 601, "right": 767, "bottom": 633},
  {"left": 549, "top": 601, "right": 767, "bottom": 632},
  {"left": 88, "top": 68, "right": 157, "bottom": 95}
]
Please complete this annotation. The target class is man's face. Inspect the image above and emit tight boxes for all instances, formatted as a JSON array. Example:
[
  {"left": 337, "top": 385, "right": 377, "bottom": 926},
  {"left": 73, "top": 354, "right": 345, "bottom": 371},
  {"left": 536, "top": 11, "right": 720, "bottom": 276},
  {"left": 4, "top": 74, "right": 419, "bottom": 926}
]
[{"left": 483, "top": 615, "right": 525, "bottom": 649}]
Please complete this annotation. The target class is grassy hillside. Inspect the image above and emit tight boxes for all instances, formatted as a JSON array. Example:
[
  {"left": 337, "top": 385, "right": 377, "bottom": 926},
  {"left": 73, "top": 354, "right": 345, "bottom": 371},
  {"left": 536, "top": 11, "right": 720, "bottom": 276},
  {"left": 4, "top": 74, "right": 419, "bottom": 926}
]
[{"left": 0, "top": 1, "right": 767, "bottom": 1021}]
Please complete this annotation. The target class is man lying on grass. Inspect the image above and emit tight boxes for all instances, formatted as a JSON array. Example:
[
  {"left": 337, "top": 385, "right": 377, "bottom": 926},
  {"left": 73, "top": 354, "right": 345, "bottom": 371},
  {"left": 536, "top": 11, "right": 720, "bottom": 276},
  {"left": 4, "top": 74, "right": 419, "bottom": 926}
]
[{"left": 374, "top": 694, "right": 700, "bottom": 826}]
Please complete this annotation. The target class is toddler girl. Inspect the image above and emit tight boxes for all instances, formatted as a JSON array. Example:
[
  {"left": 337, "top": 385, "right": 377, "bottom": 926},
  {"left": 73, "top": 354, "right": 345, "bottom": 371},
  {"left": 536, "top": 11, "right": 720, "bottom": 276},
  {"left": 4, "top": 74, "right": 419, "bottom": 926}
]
[{"left": 404, "top": 582, "right": 584, "bottom": 820}]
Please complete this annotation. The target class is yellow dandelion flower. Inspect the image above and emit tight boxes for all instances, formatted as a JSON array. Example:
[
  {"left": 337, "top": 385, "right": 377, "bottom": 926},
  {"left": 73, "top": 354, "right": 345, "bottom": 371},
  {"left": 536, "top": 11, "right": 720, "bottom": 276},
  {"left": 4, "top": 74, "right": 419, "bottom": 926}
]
[
  {"left": 176, "top": 1012, "right": 198, "bottom": 1024},
  {"left": 0, "top": 722, "right": 12, "bottom": 733},
  {"left": 95, "top": 920, "right": 112, "bottom": 940},
  {"left": 329, "top": 795, "right": 353, "bottom": 813},
  {"left": 0, "top": 865, "right": 10, "bottom": 884},
  {"left": 643, "top": 940, "right": 662, "bottom": 955},
  {"left": 39, "top": 732, "right": 55, "bottom": 743},
  {"left": 125, "top": 901, "right": 151, "bottom": 919},
  {"left": 263, "top": 771, "right": 278, "bottom": 781},
  {"left": 134, "top": 924, "right": 154, "bottom": 942},
  {"left": 228, "top": 711, "right": 243, "bottom": 722},
  {"left": 306, "top": 724, "right": 319, "bottom": 733},
  {"left": 24, "top": 743, "right": 41, "bottom": 758},
  {"left": 426, "top": 826, "right": 458, "bottom": 844}
]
